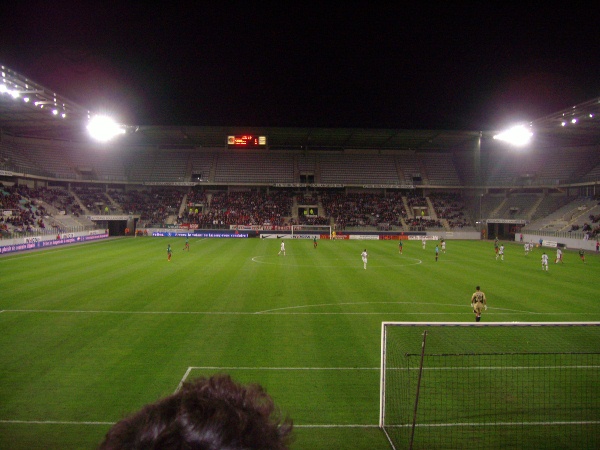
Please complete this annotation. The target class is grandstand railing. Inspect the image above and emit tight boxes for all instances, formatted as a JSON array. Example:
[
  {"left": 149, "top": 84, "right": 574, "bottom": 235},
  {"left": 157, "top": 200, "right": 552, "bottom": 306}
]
[
  {"left": 522, "top": 229, "right": 591, "bottom": 240},
  {"left": 0, "top": 225, "right": 99, "bottom": 240}
]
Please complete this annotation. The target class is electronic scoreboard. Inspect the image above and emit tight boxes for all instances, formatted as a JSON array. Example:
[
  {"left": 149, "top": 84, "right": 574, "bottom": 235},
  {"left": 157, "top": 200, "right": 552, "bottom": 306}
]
[{"left": 227, "top": 135, "right": 267, "bottom": 148}]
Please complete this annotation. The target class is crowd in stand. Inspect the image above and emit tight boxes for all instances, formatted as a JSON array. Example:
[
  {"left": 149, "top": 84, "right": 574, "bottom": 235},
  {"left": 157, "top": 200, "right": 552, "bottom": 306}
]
[
  {"left": 429, "top": 192, "right": 471, "bottom": 228},
  {"left": 569, "top": 209, "right": 600, "bottom": 238},
  {"left": 402, "top": 192, "right": 443, "bottom": 230},
  {"left": 405, "top": 217, "right": 443, "bottom": 230},
  {"left": 579, "top": 213, "right": 600, "bottom": 239},
  {"left": 291, "top": 193, "right": 329, "bottom": 226},
  {"left": 2, "top": 184, "right": 479, "bottom": 235},
  {"left": 180, "top": 190, "right": 292, "bottom": 228},
  {"left": 109, "top": 189, "right": 185, "bottom": 226},
  {"left": 320, "top": 191, "right": 408, "bottom": 230},
  {"left": 74, "top": 187, "right": 112, "bottom": 215},
  {"left": 589, "top": 212, "right": 600, "bottom": 238},
  {"left": 0, "top": 184, "right": 48, "bottom": 234},
  {"left": 26, "top": 186, "right": 82, "bottom": 217}
]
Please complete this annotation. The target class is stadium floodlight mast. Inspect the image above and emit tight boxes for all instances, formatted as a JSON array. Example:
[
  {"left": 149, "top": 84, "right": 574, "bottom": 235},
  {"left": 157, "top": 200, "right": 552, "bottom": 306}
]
[
  {"left": 87, "top": 115, "right": 126, "bottom": 142},
  {"left": 492, "top": 124, "right": 533, "bottom": 146}
]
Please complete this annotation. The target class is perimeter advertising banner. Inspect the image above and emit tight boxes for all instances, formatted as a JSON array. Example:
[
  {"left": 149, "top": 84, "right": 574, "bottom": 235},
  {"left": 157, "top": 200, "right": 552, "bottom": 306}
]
[
  {"left": 151, "top": 231, "right": 248, "bottom": 238},
  {"left": 0, "top": 232, "right": 109, "bottom": 255}
]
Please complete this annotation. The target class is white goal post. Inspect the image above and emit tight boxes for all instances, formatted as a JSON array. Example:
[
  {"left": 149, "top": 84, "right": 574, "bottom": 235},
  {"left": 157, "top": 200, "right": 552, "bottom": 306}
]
[
  {"left": 379, "top": 321, "right": 600, "bottom": 450},
  {"left": 290, "top": 224, "right": 332, "bottom": 239}
]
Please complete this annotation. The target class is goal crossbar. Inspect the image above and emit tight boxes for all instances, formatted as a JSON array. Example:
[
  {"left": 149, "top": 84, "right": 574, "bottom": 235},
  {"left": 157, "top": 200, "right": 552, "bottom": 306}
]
[
  {"left": 380, "top": 322, "right": 600, "bottom": 450},
  {"left": 291, "top": 224, "right": 332, "bottom": 239}
]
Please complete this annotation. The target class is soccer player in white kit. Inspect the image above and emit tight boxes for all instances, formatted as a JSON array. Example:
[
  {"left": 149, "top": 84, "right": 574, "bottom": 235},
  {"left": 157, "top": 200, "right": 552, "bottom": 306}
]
[
  {"left": 541, "top": 252, "right": 549, "bottom": 271},
  {"left": 278, "top": 240, "right": 286, "bottom": 256},
  {"left": 361, "top": 249, "right": 368, "bottom": 269},
  {"left": 555, "top": 248, "right": 563, "bottom": 264}
]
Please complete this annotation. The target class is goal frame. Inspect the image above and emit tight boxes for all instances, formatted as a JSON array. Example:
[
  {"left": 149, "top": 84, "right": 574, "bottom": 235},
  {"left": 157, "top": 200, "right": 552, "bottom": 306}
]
[
  {"left": 379, "top": 321, "right": 600, "bottom": 449},
  {"left": 291, "top": 224, "right": 332, "bottom": 239}
]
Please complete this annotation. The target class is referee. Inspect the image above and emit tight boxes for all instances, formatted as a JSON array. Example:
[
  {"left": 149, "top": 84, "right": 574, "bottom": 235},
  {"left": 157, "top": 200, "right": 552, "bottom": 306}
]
[{"left": 471, "top": 286, "right": 487, "bottom": 322}]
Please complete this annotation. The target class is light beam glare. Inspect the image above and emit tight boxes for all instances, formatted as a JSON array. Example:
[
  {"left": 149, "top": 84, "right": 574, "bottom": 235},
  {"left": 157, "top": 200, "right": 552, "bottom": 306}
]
[
  {"left": 493, "top": 124, "right": 533, "bottom": 146},
  {"left": 86, "top": 115, "right": 126, "bottom": 142}
]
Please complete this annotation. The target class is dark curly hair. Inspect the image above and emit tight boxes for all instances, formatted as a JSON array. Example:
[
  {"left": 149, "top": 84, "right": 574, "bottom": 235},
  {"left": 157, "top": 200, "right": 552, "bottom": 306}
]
[{"left": 99, "top": 374, "right": 293, "bottom": 450}]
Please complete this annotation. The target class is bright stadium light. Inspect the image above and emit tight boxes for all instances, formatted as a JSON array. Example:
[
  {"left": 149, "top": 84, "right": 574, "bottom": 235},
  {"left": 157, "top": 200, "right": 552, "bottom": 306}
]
[
  {"left": 0, "top": 83, "right": 20, "bottom": 98},
  {"left": 87, "top": 115, "right": 126, "bottom": 142},
  {"left": 493, "top": 124, "right": 533, "bottom": 146}
]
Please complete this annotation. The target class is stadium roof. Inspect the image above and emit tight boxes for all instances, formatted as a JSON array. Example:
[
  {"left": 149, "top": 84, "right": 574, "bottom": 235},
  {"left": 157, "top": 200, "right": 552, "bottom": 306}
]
[{"left": 1, "top": 65, "right": 599, "bottom": 151}]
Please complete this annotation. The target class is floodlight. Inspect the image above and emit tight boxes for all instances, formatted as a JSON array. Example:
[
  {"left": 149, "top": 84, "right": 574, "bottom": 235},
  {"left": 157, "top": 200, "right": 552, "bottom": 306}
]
[
  {"left": 0, "top": 84, "right": 19, "bottom": 98},
  {"left": 493, "top": 124, "right": 533, "bottom": 146},
  {"left": 87, "top": 115, "right": 126, "bottom": 142}
]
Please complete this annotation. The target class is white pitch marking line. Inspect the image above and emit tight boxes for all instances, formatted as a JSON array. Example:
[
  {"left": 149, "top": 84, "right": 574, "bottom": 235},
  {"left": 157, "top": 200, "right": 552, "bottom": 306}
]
[
  {"left": 184, "top": 365, "right": 600, "bottom": 371},
  {"left": 174, "top": 366, "right": 194, "bottom": 393},
  {"left": 386, "top": 420, "right": 600, "bottom": 428},
  {"left": 251, "top": 255, "right": 423, "bottom": 268},
  {"left": 1, "top": 309, "right": 594, "bottom": 316},
  {"left": 0, "top": 418, "right": 377, "bottom": 428},
  {"left": 3, "top": 365, "right": 597, "bottom": 428},
  {"left": 186, "top": 366, "right": 380, "bottom": 370},
  {"left": 0, "top": 419, "right": 114, "bottom": 425},
  {"left": 2, "top": 419, "right": 597, "bottom": 428},
  {"left": 256, "top": 301, "right": 476, "bottom": 314}
]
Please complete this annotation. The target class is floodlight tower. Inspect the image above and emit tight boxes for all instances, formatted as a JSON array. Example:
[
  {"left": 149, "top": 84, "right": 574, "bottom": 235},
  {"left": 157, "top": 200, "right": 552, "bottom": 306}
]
[
  {"left": 87, "top": 115, "right": 126, "bottom": 142},
  {"left": 493, "top": 124, "right": 533, "bottom": 146}
]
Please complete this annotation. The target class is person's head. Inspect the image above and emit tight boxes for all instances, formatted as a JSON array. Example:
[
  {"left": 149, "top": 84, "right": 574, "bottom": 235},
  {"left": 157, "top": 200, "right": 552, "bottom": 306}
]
[
  {"left": 99, "top": 374, "right": 293, "bottom": 450},
  {"left": 476, "top": 286, "right": 480, "bottom": 291}
]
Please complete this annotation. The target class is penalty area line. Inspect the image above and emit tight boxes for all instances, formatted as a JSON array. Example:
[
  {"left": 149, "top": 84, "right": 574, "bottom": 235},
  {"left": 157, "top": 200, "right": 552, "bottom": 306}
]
[
  {"left": 1, "top": 309, "right": 595, "bottom": 316},
  {"left": 0, "top": 418, "right": 378, "bottom": 428},
  {"left": 174, "top": 366, "right": 194, "bottom": 393},
  {"left": 3, "top": 419, "right": 597, "bottom": 428},
  {"left": 0, "top": 419, "right": 114, "bottom": 425}
]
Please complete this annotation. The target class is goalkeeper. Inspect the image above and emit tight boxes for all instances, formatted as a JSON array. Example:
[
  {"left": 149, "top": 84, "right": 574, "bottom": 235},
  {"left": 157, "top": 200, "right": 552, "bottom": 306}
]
[{"left": 470, "top": 286, "right": 487, "bottom": 322}]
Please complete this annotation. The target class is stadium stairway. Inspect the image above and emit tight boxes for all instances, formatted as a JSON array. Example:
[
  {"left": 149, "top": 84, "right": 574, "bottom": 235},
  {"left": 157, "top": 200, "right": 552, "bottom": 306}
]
[
  {"left": 105, "top": 192, "right": 123, "bottom": 214},
  {"left": 560, "top": 203, "right": 600, "bottom": 232},
  {"left": 178, "top": 193, "right": 188, "bottom": 218},
  {"left": 489, "top": 197, "right": 508, "bottom": 219},
  {"left": 291, "top": 196, "right": 298, "bottom": 220},
  {"left": 525, "top": 195, "right": 545, "bottom": 220},
  {"left": 400, "top": 217, "right": 409, "bottom": 231},
  {"left": 426, "top": 197, "right": 438, "bottom": 219},
  {"left": 401, "top": 196, "right": 413, "bottom": 218},
  {"left": 69, "top": 190, "right": 88, "bottom": 215}
]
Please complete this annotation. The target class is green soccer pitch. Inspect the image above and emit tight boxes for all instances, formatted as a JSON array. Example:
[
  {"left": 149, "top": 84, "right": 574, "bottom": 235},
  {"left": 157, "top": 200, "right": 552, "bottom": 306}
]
[{"left": 0, "top": 237, "right": 598, "bottom": 449}]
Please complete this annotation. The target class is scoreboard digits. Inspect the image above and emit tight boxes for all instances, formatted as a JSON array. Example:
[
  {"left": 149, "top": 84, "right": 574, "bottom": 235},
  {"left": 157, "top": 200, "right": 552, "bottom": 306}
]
[{"left": 227, "top": 135, "right": 267, "bottom": 148}]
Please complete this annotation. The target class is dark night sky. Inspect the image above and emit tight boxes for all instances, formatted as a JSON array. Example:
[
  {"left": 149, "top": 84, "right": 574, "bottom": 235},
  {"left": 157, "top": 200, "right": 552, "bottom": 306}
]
[{"left": 1, "top": 2, "right": 598, "bottom": 131}]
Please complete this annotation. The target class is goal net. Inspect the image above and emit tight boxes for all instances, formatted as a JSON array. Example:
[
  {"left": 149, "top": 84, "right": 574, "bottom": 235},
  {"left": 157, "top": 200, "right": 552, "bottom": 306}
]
[
  {"left": 380, "top": 322, "right": 600, "bottom": 450},
  {"left": 291, "top": 224, "right": 332, "bottom": 239}
]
